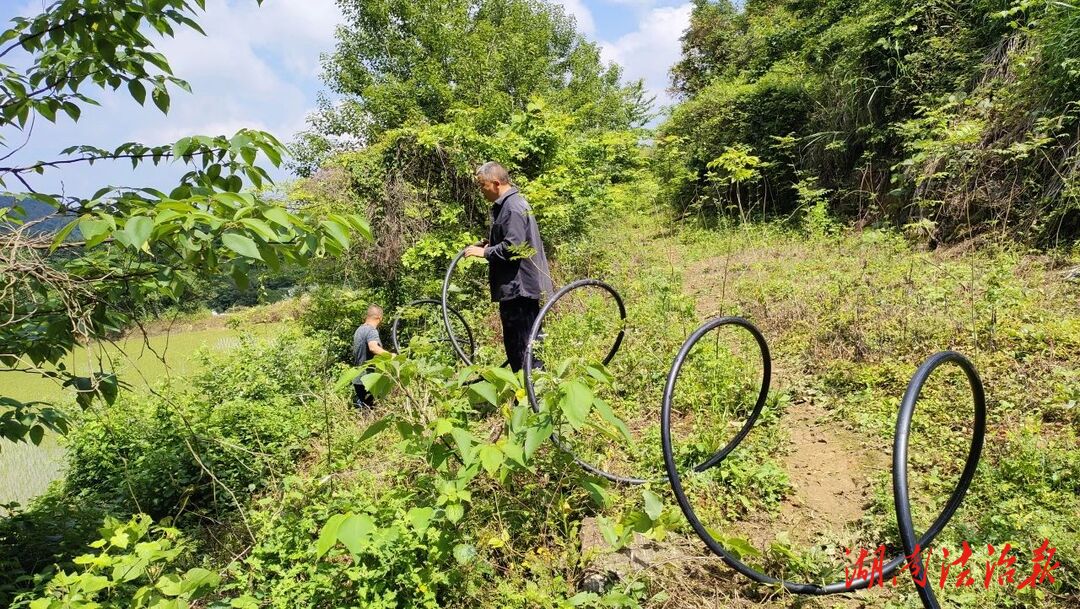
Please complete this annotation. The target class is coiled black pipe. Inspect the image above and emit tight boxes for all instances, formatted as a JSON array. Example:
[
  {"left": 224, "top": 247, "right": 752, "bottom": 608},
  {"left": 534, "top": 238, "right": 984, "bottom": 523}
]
[
  {"left": 660, "top": 316, "right": 986, "bottom": 605},
  {"left": 893, "top": 351, "right": 986, "bottom": 609},
  {"left": 441, "top": 246, "right": 508, "bottom": 369},
  {"left": 390, "top": 298, "right": 476, "bottom": 359},
  {"left": 520, "top": 286, "right": 771, "bottom": 485},
  {"left": 522, "top": 279, "right": 640, "bottom": 485}
]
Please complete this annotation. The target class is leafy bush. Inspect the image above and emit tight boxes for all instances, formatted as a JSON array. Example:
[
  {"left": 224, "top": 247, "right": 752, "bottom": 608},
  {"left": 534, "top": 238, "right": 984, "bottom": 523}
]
[
  {"left": 233, "top": 481, "right": 461, "bottom": 609},
  {"left": 295, "top": 286, "right": 387, "bottom": 362},
  {"left": 14, "top": 514, "right": 226, "bottom": 609},
  {"left": 662, "top": 0, "right": 1080, "bottom": 244},
  {"left": 61, "top": 331, "right": 326, "bottom": 519}
]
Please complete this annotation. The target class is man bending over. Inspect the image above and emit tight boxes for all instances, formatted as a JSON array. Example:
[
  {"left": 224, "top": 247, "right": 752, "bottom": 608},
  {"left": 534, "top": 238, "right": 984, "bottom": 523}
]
[{"left": 351, "top": 304, "right": 389, "bottom": 409}]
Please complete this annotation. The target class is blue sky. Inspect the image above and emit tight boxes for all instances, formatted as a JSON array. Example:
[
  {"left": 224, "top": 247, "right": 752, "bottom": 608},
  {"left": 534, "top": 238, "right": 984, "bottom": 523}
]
[{"left": 0, "top": 0, "right": 693, "bottom": 197}]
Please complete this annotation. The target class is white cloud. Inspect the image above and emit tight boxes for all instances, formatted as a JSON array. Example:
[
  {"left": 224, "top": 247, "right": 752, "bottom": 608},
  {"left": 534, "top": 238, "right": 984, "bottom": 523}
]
[
  {"left": 555, "top": 0, "right": 596, "bottom": 36},
  {"left": 2, "top": 0, "right": 342, "bottom": 195},
  {"left": 600, "top": 3, "right": 691, "bottom": 111}
]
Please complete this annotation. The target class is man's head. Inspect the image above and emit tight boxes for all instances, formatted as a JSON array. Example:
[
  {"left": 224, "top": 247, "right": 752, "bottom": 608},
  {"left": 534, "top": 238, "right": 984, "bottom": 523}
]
[
  {"left": 365, "top": 304, "right": 384, "bottom": 327},
  {"left": 475, "top": 161, "right": 512, "bottom": 202}
]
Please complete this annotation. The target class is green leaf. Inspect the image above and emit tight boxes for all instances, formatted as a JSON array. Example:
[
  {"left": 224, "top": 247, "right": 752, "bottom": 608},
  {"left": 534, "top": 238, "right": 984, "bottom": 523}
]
[
  {"left": 118, "top": 216, "right": 153, "bottom": 250},
  {"left": 180, "top": 568, "right": 219, "bottom": 595},
  {"left": 586, "top": 363, "right": 614, "bottom": 385},
  {"left": 596, "top": 515, "right": 621, "bottom": 547},
  {"left": 263, "top": 206, "right": 293, "bottom": 229},
  {"left": 78, "top": 216, "right": 112, "bottom": 246},
  {"left": 593, "top": 398, "right": 632, "bottom": 444},
  {"left": 581, "top": 478, "right": 611, "bottom": 508},
  {"left": 485, "top": 366, "right": 519, "bottom": 389},
  {"left": 406, "top": 507, "right": 435, "bottom": 533},
  {"left": 320, "top": 219, "right": 351, "bottom": 250},
  {"left": 560, "top": 380, "right": 593, "bottom": 430},
  {"left": 28, "top": 425, "right": 44, "bottom": 445},
  {"left": 335, "top": 366, "right": 361, "bottom": 389},
  {"left": 240, "top": 217, "right": 279, "bottom": 241},
  {"left": 156, "top": 573, "right": 183, "bottom": 596},
  {"left": 152, "top": 86, "right": 170, "bottom": 114},
  {"left": 356, "top": 416, "right": 393, "bottom": 444},
  {"left": 49, "top": 218, "right": 79, "bottom": 251},
  {"left": 501, "top": 440, "right": 525, "bottom": 467},
  {"left": 445, "top": 503, "right": 465, "bottom": 524},
  {"left": 316, "top": 513, "right": 348, "bottom": 558},
  {"left": 337, "top": 513, "right": 375, "bottom": 554},
  {"left": 523, "top": 418, "right": 552, "bottom": 458},
  {"left": 230, "top": 596, "right": 260, "bottom": 609},
  {"left": 452, "top": 543, "right": 476, "bottom": 564},
  {"left": 449, "top": 427, "right": 475, "bottom": 465},
  {"left": 221, "top": 232, "right": 263, "bottom": 260},
  {"left": 478, "top": 444, "right": 504, "bottom": 476},
  {"left": 467, "top": 381, "right": 498, "bottom": 406},
  {"left": 128, "top": 79, "right": 146, "bottom": 105},
  {"left": 360, "top": 372, "right": 393, "bottom": 398},
  {"left": 642, "top": 489, "right": 663, "bottom": 521}
]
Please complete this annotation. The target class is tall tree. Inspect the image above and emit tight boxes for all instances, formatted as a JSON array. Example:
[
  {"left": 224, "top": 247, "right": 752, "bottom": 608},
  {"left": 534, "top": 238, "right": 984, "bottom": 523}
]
[{"left": 293, "top": 0, "right": 650, "bottom": 174}]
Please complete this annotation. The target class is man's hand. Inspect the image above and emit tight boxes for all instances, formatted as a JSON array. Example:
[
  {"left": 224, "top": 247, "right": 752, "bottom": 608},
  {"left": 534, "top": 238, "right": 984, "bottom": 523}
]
[{"left": 464, "top": 245, "right": 487, "bottom": 258}]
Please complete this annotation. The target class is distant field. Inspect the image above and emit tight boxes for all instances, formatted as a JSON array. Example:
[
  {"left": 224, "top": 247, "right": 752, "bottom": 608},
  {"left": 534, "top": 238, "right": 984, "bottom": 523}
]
[{"left": 0, "top": 321, "right": 285, "bottom": 508}]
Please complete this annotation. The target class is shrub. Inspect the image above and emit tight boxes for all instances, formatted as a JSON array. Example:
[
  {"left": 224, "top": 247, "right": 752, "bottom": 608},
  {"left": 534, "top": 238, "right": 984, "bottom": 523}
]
[{"left": 61, "top": 330, "right": 326, "bottom": 519}]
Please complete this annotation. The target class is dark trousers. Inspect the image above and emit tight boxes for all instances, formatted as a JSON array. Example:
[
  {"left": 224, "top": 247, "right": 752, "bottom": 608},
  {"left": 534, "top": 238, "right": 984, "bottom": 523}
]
[
  {"left": 498, "top": 297, "right": 540, "bottom": 372},
  {"left": 353, "top": 382, "right": 374, "bottom": 409},
  {"left": 352, "top": 363, "right": 375, "bottom": 409}
]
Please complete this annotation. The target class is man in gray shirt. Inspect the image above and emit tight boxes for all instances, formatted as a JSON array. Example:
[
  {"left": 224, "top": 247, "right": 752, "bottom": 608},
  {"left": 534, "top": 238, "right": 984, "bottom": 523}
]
[
  {"left": 352, "top": 304, "right": 389, "bottom": 408},
  {"left": 464, "top": 162, "right": 553, "bottom": 371}
]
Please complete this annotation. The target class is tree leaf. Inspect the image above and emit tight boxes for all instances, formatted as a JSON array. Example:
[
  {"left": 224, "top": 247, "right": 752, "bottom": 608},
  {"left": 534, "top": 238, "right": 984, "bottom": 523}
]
[
  {"left": 221, "top": 232, "right": 263, "bottom": 260},
  {"left": 560, "top": 380, "right": 593, "bottom": 430},
  {"left": 240, "top": 217, "right": 279, "bottom": 241},
  {"left": 336, "top": 513, "right": 375, "bottom": 555},
  {"left": 263, "top": 206, "right": 293, "bottom": 229},
  {"left": 152, "top": 86, "right": 170, "bottom": 114},
  {"left": 316, "top": 513, "right": 348, "bottom": 558},
  {"left": 445, "top": 503, "right": 465, "bottom": 524},
  {"left": 643, "top": 489, "right": 663, "bottom": 521},
  {"left": 360, "top": 372, "right": 392, "bottom": 398},
  {"left": 49, "top": 218, "right": 79, "bottom": 252},
  {"left": 523, "top": 418, "right": 552, "bottom": 458},
  {"left": 121, "top": 216, "right": 153, "bottom": 250},
  {"left": 180, "top": 568, "right": 219, "bottom": 595},
  {"left": 478, "top": 444, "right": 504, "bottom": 476},
  {"left": 356, "top": 416, "right": 393, "bottom": 444},
  {"left": 79, "top": 216, "right": 112, "bottom": 246},
  {"left": 467, "top": 381, "right": 498, "bottom": 406},
  {"left": 406, "top": 506, "right": 435, "bottom": 533},
  {"left": 320, "top": 219, "right": 351, "bottom": 250},
  {"left": 452, "top": 543, "right": 476, "bottom": 564}
]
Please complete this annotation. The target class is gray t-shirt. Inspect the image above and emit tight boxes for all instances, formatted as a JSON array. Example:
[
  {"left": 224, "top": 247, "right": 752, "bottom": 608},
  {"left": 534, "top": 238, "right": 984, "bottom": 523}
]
[{"left": 351, "top": 323, "right": 382, "bottom": 382}]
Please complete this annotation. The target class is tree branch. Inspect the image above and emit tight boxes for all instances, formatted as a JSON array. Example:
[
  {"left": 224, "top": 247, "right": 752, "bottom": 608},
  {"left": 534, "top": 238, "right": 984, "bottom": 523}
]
[{"left": 0, "top": 147, "right": 231, "bottom": 177}]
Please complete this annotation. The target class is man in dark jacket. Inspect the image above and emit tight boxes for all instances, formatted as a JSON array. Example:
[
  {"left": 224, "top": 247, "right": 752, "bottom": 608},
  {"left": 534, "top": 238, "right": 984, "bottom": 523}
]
[{"left": 464, "top": 162, "right": 553, "bottom": 372}]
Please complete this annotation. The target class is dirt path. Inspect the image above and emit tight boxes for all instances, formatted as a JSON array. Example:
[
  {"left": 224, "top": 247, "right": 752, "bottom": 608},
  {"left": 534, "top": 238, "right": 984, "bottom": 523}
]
[{"left": 737, "top": 393, "right": 888, "bottom": 550}]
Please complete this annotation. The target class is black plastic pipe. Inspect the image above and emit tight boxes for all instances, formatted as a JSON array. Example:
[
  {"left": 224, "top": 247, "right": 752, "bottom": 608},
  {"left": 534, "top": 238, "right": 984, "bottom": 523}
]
[
  {"left": 893, "top": 351, "right": 986, "bottom": 609},
  {"left": 390, "top": 298, "right": 475, "bottom": 360},
  {"left": 522, "top": 279, "right": 640, "bottom": 485},
  {"left": 442, "top": 246, "right": 479, "bottom": 365},
  {"left": 660, "top": 317, "right": 986, "bottom": 602}
]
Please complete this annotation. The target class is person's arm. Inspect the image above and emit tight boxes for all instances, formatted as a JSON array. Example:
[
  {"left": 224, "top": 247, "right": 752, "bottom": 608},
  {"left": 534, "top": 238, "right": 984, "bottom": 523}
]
[
  {"left": 368, "top": 340, "right": 389, "bottom": 356},
  {"left": 484, "top": 208, "right": 528, "bottom": 262}
]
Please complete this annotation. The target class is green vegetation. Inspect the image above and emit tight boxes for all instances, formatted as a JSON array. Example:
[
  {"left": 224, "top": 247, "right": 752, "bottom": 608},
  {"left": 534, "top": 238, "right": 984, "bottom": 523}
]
[
  {"left": 2, "top": 0, "right": 1079, "bottom": 608},
  {"left": 661, "top": 0, "right": 1080, "bottom": 245}
]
